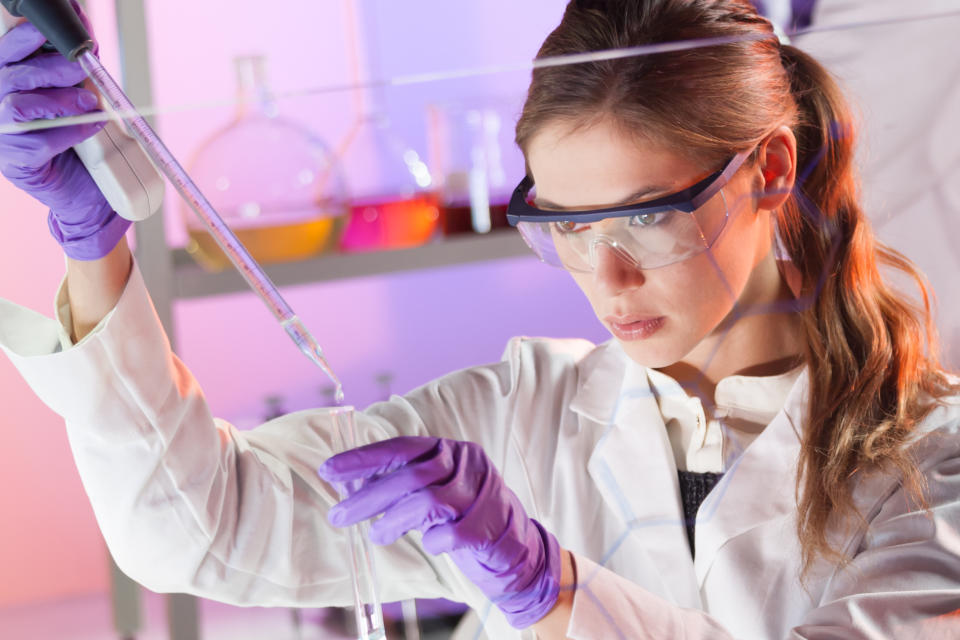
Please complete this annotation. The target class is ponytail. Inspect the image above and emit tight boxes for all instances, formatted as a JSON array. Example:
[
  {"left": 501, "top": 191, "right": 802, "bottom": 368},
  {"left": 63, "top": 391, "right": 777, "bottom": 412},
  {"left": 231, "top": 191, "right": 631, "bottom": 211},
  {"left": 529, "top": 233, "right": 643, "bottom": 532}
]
[{"left": 777, "top": 44, "right": 960, "bottom": 575}]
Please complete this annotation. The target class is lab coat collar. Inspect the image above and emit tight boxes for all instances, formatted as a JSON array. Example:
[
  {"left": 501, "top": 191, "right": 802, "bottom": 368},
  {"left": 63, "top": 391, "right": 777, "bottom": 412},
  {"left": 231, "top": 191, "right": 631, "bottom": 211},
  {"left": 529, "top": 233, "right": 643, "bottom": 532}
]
[
  {"left": 569, "top": 341, "right": 811, "bottom": 600},
  {"left": 568, "top": 340, "right": 629, "bottom": 426},
  {"left": 693, "top": 367, "right": 809, "bottom": 585}
]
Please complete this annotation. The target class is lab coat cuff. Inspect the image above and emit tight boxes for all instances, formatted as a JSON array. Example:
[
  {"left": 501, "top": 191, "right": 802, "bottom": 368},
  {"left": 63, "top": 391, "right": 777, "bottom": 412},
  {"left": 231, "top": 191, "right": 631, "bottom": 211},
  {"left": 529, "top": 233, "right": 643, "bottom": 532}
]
[
  {"left": 52, "top": 270, "right": 122, "bottom": 352},
  {"left": 567, "top": 554, "right": 735, "bottom": 640},
  {"left": 2, "top": 260, "right": 170, "bottom": 421},
  {"left": 566, "top": 553, "right": 682, "bottom": 640},
  {"left": 0, "top": 296, "right": 64, "bottom": 360}
]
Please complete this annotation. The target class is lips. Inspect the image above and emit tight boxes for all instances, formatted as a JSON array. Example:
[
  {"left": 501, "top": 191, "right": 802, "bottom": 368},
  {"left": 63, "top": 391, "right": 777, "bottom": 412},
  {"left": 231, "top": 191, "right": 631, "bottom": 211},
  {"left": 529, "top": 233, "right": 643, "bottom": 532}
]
[{"left": 605, "top": 315, "right": 666, "bottom": 341}]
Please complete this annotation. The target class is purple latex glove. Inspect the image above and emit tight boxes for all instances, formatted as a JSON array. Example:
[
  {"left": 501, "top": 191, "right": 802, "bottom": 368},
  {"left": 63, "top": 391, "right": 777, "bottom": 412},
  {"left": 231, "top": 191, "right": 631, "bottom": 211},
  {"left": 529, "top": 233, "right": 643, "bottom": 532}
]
[
  {"left": 318, "top": 436, "right": 562, "bottom": 629},
  {"left": 0, "top": 16, "right": 129, "bottom": 261}
]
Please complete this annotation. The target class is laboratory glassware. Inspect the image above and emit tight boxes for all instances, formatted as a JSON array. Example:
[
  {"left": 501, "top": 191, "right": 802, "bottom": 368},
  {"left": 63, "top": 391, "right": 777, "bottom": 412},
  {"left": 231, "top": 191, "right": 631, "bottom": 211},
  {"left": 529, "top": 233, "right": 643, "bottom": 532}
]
[
  {"left": 329, "top": 406, "right": 386, "bottom": 640},
  {"left": 338, "top": 114, "right": 440, "bottom": 252},
  {"left": 184, "top": 55, "right": 349, "bottom": 271},
  {"left": 332, "top": 0, "right": 439, "bottom": 253},
  {"left": 427, "top": 101, "right": 521, "bottom": 236},
  {"left": 262, "top": 394, "right": 288, "bottom": 422}
]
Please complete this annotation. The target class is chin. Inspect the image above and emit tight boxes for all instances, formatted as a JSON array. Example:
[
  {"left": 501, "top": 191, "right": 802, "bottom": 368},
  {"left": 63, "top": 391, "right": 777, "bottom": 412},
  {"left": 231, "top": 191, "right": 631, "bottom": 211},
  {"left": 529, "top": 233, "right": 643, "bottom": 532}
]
[{"left": 616, "top": 338, "right": 688, "bottom": 370}]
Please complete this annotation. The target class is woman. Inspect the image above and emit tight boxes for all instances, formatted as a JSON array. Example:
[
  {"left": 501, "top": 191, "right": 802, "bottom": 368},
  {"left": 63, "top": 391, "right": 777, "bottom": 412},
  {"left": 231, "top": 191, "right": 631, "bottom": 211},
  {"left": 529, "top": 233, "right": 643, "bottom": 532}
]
[{"left": 1, "top": 1, "right": 958, "bottom": 638}]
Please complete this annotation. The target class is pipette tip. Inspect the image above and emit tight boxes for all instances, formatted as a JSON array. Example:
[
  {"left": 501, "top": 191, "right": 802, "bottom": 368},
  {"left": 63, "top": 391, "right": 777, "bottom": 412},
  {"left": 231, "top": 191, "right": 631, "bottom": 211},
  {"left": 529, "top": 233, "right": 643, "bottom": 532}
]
[{"left": 283, "top": 317, "right": 345, "bottom": 403}]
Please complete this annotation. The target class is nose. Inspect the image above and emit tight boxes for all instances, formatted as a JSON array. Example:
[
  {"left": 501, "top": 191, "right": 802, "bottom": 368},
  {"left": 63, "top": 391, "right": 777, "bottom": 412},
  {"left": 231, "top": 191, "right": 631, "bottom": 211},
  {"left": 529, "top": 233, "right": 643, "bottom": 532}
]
[{"left": 592, "top": 240, "right": 646, "bottom": 295}]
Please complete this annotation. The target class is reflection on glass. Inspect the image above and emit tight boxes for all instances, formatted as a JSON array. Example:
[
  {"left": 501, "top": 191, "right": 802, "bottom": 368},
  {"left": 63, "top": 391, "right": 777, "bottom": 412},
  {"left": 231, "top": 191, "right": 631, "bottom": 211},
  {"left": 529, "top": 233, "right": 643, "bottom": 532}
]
[
  {"left": 428, "top": 102, "right": 518, "bottom": 236},
  {"left": 337, "top": 114, "right": 440, "bottom": 252}
]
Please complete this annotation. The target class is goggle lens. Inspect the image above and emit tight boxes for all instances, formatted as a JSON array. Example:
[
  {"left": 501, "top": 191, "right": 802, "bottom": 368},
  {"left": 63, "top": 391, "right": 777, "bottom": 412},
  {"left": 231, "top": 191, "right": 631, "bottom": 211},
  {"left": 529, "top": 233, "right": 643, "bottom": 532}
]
[{"left": 517, "top": 190, "right": 730, "bottom": 272}]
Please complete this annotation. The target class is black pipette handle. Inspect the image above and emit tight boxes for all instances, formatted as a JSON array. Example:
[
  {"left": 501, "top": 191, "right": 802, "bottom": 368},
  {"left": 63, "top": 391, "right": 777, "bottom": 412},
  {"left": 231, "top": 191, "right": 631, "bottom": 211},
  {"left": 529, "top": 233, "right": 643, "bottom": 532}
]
[{"left": 0, "top": 0, "right": 93, "bottom": 60}]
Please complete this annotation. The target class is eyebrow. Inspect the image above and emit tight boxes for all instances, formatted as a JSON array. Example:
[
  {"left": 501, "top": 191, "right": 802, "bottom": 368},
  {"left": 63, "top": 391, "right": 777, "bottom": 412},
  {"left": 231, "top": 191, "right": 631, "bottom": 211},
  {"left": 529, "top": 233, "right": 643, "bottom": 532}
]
[{"left": 533, "top": 184, "right": 673, "bottom": 211}]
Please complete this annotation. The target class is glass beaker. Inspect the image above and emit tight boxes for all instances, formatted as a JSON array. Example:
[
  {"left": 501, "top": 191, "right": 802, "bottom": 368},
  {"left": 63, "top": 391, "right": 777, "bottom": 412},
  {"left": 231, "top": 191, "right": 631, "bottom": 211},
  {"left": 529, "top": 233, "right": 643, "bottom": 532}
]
[
  {"left": 182, "top": 55, "right": 349, "bottom": 271},
  {"left": 337, "top": 114, "right": 440, "bottom": 252},
  {"left": 427, "top": 101, "right": 522, "bottom": 236},
  {"left": 328, "top": 406, "right": 386, "bottom": 640}
]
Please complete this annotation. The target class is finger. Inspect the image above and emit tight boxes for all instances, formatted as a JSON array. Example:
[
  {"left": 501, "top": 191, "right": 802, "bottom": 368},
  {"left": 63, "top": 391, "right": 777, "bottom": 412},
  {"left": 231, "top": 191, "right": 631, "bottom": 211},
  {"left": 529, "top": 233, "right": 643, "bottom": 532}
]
[
  {"left": 66, "top": 0, "right": 100, "bottom": 57},
  {"left": 318, "top": 436, "right": 441, "bottom": 484},
  {"left": 0, "top": 121, "right": 105, "bottom": 170},
  {"left": 0, "top": 54, "right": 87, "bottom": 99},
  {"left": 0, "top": 23, "right": 47, "bottom": 68},
  {"left": 0, "top": 87, "right": 99, "bottom": 125},
  {"left": 327, "top": 457, "right": 453, "bottom": 527},
  {"left": 367, "top": 489, "right": 459, "bottom": 546},
  {"left": 420, "top": 522, "right": 464, "bottom": 556},
  {"left": 71, "top": 0, "right": 93, "bottom": 31}
]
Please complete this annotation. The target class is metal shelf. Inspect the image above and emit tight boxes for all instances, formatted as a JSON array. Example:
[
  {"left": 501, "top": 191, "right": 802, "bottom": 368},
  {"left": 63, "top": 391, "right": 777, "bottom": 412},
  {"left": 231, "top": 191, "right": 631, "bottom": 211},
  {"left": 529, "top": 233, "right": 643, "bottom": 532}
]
[{"left": 172, "top": 230, "right": 532, "bottom": 299}]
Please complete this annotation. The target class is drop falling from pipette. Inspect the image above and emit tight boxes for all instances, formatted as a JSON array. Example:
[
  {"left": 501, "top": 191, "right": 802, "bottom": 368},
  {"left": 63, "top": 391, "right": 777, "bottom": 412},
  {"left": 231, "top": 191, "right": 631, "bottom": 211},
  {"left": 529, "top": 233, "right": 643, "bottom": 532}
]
[{"left": 284, "top": 316, "right": 345, "bottom": 404}]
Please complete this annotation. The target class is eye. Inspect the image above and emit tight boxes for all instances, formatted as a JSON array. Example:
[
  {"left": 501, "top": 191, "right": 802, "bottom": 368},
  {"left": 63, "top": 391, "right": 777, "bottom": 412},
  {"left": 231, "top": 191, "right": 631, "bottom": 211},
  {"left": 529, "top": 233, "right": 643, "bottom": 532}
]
[
  {"left": 554, "top": 220, "right": 590, "bottom": 234},
  {"left": 629, "top": 211, "right": 668, "bottom": 227}
]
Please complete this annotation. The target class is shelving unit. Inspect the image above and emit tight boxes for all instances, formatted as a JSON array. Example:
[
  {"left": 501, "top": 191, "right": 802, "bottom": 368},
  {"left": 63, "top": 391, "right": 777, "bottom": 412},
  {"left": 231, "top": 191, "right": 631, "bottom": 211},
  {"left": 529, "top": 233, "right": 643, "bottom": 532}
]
[{"left": 172, "top": 230, "right": 529, "bottom": 299}]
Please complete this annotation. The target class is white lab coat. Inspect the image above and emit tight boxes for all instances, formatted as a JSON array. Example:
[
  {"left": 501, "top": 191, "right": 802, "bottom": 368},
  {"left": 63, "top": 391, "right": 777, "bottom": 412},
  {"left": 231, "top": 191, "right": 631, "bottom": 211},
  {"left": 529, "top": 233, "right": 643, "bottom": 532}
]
[{"left": 1, "top": 263, "right": 959, "bottom": 640}]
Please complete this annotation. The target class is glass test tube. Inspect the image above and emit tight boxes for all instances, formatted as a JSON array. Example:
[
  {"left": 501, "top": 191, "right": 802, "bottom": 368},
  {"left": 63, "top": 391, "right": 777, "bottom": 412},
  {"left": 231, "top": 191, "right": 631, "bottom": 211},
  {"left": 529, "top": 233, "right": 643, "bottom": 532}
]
[
  {"left": 330, "top": 406, "right": 386, "bottom": 640},
  {"left": 76, "top": 51, "right": 344, "bottom": 403}
]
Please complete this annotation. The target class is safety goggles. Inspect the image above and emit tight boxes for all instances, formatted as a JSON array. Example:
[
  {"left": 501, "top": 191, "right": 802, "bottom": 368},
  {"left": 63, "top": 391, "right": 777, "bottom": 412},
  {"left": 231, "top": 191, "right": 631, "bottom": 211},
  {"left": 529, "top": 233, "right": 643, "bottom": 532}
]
[{"left": 506, "top": 149, "right": 753, "bottom": 272}]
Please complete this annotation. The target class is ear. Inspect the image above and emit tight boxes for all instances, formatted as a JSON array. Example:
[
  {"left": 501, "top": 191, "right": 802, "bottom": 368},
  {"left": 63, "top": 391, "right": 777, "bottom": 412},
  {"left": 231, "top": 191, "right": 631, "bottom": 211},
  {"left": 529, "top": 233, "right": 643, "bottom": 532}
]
[{"left": 755, "top": 125, "right": 797, "bottom": 212}]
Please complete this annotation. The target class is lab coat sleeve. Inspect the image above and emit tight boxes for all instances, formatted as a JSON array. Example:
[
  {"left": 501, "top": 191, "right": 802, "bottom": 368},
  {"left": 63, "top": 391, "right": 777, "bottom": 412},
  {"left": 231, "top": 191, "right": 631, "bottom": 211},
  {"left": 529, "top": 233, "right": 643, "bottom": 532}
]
[
  {"left": 0, "top": 262, "right": 527, "bottom": 612},
  {"left": 564, "top": 425, "right": 960, "bottom": 640}
]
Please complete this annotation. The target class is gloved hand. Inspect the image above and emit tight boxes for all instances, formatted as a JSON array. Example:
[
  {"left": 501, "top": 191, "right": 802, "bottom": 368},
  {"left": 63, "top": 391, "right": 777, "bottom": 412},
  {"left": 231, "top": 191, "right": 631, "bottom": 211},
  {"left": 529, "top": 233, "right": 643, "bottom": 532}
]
[
  {"left": 318, "top": 436, "right": 562, "bottom": 629},
  {"left": 0, "top": 14, "right": 129, "bottom": 260}
]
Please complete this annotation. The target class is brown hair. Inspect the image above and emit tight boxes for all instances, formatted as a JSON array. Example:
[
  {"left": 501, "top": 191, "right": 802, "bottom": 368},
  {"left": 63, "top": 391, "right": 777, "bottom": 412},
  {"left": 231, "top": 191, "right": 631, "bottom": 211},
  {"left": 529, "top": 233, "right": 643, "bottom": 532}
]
[{"left": 518, "top": 0, "right": 960, "bottom": 575}]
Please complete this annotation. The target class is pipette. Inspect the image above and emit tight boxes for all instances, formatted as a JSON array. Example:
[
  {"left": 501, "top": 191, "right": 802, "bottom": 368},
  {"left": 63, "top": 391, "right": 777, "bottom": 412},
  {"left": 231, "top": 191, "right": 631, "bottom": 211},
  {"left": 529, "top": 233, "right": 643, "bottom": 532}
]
[{"left": 0, "top": 0, "right": 344, "bottom": 402}]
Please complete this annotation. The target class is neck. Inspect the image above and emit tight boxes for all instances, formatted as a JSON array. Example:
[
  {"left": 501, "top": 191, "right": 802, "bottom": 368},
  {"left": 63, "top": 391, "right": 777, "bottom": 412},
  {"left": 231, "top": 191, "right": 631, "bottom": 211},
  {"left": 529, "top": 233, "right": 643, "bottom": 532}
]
[{"left": 657, "top": 253, "right": 805, "bottom": 403}]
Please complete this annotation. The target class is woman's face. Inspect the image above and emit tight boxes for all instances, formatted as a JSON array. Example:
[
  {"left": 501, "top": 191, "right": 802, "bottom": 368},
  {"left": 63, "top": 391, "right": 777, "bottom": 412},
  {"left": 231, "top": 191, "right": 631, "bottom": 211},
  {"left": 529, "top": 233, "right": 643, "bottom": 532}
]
[{"left": 525, "top": 118, "right": 783, "bottom": 369}]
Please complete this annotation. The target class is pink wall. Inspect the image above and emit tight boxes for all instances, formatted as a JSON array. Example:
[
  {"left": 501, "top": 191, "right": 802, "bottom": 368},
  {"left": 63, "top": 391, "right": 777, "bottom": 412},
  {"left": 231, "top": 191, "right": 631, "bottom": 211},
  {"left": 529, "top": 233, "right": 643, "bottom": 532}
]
[
  {"left": 0, "top": 183, "right": 113, "bottom": 606},
  {"left": 0, "top": 1, "right": 123, "bottom": 607}
]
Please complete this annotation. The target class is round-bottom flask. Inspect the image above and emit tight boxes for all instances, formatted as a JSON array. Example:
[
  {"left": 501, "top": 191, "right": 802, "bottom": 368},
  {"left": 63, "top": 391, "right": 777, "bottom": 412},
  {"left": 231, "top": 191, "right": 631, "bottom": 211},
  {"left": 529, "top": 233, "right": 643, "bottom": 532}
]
[
  {"left": 183, "top": 56, "right": 349, "bottom": 271},
  {"left": 337, "top": 114, "right": 440, "bottom": 252}
]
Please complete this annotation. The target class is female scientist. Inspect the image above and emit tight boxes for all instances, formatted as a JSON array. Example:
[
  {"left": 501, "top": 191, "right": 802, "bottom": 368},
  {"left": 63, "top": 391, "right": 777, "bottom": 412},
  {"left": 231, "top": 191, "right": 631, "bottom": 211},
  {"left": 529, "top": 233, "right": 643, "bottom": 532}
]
[{"left": 1, "top": 1, "right": 959, "bottom": 638}]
